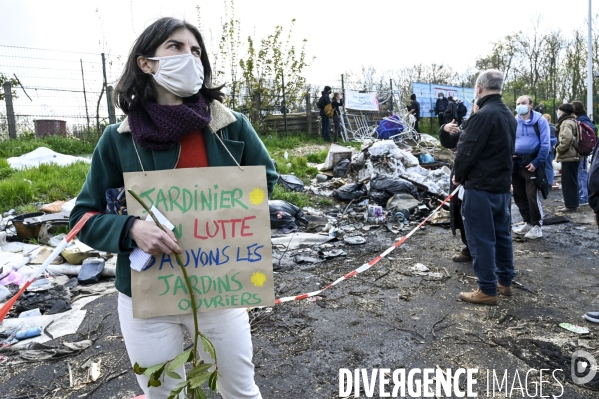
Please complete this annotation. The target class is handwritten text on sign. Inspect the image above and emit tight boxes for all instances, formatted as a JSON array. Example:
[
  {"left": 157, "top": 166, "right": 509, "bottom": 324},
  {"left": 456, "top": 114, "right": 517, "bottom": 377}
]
[{"left": 124, "top": 166, "right": 274, "bottom": 318}]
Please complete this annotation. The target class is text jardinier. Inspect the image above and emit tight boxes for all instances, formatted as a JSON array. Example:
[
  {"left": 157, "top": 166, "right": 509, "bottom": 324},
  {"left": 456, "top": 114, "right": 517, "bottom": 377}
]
[{"left": 339, "top": 368, "right": 564, "bottom": 397}]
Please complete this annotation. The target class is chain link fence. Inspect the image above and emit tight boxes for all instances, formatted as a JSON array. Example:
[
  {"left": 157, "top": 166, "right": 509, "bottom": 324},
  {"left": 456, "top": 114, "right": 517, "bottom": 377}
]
[
  {"left": 0, "top": 46, "right": 412, "bottom": 139},
  {"left": 0, "top": 45, "right": 125, "bottom": 140}
]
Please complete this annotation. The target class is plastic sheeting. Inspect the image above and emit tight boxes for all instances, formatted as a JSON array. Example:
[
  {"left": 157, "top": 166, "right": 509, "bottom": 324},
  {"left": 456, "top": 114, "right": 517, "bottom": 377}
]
[{"left": 8, "top": 147, "right": 91, "bottom": 170}]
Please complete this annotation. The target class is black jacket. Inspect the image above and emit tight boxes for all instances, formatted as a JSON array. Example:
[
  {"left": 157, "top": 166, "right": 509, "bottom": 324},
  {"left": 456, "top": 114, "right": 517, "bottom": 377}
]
[
  {"left": 435, "top": 97, "right": 448, "bottom": 115},
  {"left": 318, "top": 91, "right": 331, "bottom": 110},
  {"left": 332, "top": 98, "right": 343, "bottom": 116},
  {"left": 444, "top": 100, "right": 457, "bottom": 122},
  {"left": 453, "top": 94, "right": 517, "bottom": 193}
]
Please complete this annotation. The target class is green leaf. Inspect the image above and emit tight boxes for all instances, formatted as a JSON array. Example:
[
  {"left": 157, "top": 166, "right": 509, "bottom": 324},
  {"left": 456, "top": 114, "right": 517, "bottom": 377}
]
[
  {"left": 200, "top": 334, "right": 216, "bottom": 360},
  {"left": 165, "top": 369, "right": 182, "bottom": 380},
  {"left": 148, "top": 373, "right": 162, "bottom": 388},
  {"left": 166, "top": 381, "right": 187, "bottom": 399},
  {"left": 187, "top": 363, "right": 212, "bottom": 379},
  {"left": 208, "top": 370, "right": 218, "bottom": 391},
  {"left": 197, "top": 387, "right": 207, "bottom": 399},
  {"left": 189, "top": 372, "right": 211, "bottom": 389},
  {"left": 133, "top": 362, "right": 146, "bottom": 375},
  {"left": 143, "top": 363, "right": 166, "bottom": 377},
  {"left": 167, "top": 349, "right": 193, "bottom": 372}
]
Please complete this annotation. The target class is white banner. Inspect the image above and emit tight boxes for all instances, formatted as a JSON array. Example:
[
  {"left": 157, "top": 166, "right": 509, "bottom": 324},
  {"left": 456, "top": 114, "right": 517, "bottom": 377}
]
[{"left": 344, "top": 90, "right": 379, "bottom": 111}]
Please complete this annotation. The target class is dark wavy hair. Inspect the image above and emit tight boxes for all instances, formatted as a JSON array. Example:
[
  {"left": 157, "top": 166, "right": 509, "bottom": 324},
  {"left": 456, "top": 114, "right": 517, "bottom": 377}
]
[
  {"left": 572, "top": 101, "right": 587, "bottom": 117},
  {"left": 113, "top": 17, "right": 224, "bottom": 113}
]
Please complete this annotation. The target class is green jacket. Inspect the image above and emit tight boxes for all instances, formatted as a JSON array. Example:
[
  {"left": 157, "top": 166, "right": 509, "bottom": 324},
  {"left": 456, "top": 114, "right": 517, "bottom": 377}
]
[
  {"left": 69, "top": 101, "right": 278, "bottom": 297},
  {"left": 555, "top": 116, "right": 579, "bottom": 163}
]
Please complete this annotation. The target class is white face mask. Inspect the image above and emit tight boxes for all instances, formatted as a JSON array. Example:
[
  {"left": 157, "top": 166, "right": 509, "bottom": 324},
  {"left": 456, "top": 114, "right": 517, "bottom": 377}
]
[{"left": 148, "top": 54, "right": 204, "bottom": 98}]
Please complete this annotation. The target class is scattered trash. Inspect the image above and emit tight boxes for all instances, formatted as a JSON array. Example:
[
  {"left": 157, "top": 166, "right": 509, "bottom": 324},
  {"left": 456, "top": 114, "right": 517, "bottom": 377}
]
[
  {"left": 306, "top": 296, "right": 323, "bottom": 302},
  {"left": 411, "top": 263, "right": 429, "bottom": 273},
  {"left": 343, "top": 236, "right": 366, "bottom": 245},
  {"left": 269, "top": 200, "right": 309, "bottom": 231},
  {"left": 333, "top": 183, "right": 368, "bottom": 202},
  {"left": 318, "top": 249, "right": 347, "bottom": 258},
  {"left": 419, "top": 153, "right": 435, "bottom": 164},
  {"left": 7, "top": 147, "right": 91, "bottom": 170},
  {"left": 15, "top": 326, "right": 42, "bottom": 340},
  {"left": 278, "top": 174, "right": 305, "bottom": 192},
  {"left": 293, "top": 255, "right": 320, "bottom": 264},
  {"left": 18, "top": 308, "right": 42, "bottom": 318},
  {"left": 0, "top": 285, "right": 10, "bottom": 302},
  {"left": 333, "top": 159, "right": 351, "bottom": 177},
  {"left": 77, "top": 257, "right": 105, "bottom": 284},
  {"left": 559, "top": 323, "right": 589, "bottom": 334},
  {"left": 88, "top": 359, "right": 102, "bottom": 381},
  {"left": 316, "top": 174, "right": 328, "bottom": 183}
]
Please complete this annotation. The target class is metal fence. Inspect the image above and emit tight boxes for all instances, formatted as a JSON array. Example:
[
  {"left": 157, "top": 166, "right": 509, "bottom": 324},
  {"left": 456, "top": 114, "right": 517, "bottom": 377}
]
[
  {"left": 0, "top": 45, "right": 406, "bottom": 139},
  {"left": 0, "top": 45, "right": 124, "bottom": 140}
]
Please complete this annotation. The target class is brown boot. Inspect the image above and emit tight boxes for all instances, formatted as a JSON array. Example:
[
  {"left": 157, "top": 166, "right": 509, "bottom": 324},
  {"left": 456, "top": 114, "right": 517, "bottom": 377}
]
[
  {"left": 459, "top": 288, "right": 497, "bottom": 305},
  {"left": 452, "top": 253, "right": 472, "bottom": 262},
  {"left": 497, "top": 282, "right": 513, "bottom": 296}
]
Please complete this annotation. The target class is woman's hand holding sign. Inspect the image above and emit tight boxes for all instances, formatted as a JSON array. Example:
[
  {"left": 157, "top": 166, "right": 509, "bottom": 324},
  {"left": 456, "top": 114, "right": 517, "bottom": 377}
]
[{"left": 130, "top": 219, "right": 183, "bottom": 256}]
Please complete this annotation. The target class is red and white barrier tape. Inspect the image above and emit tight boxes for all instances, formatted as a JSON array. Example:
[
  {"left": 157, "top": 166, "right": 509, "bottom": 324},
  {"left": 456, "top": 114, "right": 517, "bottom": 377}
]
[{"left": 274, "top": 185, "right": 461, "bottom": 304}]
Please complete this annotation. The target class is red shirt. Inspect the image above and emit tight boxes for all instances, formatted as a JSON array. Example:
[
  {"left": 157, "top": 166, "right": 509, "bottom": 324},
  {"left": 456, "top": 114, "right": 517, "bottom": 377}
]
[{"left": 176, "top": 130, "right": 208, "bottom": 168}]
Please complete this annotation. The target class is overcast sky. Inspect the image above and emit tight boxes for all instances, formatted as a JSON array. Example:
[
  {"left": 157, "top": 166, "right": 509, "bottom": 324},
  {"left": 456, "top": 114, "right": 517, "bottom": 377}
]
[{"left": 0, "top": 0, "right": 592, "bottom": 88}]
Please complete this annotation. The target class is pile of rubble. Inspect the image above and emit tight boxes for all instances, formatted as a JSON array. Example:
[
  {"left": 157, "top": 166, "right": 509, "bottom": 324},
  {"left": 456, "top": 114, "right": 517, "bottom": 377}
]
[{"left": 309, "top": 139, "right": 454, "bottom": 227}]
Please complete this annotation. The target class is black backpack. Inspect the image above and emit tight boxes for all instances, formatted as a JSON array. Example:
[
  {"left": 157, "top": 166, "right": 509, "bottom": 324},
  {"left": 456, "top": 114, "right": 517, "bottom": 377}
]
[
  {"left": 457, "top": 102, "right": 467, "bottom": 118},
  {"left": 317, "top": 95, "right": 326, "bottom": 110}
]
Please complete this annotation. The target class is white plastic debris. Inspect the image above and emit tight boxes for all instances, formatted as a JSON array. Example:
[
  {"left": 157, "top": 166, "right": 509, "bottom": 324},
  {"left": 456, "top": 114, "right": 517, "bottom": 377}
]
[{"left": 8, "top": 147, "right": 91, "bottom": 170}]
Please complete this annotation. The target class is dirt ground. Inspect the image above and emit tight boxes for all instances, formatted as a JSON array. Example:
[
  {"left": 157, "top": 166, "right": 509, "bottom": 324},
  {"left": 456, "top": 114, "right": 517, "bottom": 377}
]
[{"left": 2, "top": 187, "right": 599, "bottom": 399}]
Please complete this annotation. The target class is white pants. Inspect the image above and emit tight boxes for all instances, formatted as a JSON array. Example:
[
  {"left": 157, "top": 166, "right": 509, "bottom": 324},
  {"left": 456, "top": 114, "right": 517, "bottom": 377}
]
[{"left": 118, "top": 293, "right": 262, "bottom": 399}]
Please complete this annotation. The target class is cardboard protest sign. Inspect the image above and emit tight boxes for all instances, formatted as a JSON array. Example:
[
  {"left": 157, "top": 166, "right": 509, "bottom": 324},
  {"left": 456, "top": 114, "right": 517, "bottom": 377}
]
[{"left": 123, "top": 166, "right": 274, "bottom": 318}]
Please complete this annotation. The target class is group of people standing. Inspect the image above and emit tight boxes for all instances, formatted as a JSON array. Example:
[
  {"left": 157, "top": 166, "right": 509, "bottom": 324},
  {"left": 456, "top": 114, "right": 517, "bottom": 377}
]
[
  {"left": 435, "top": 93, "right": 468, "bottom": 126},
  {"left": 439, "top": 68, "right": 599, "bottom": 307},
  {"left": 317, "top": 86, "right": 344, "bottom": 143}
]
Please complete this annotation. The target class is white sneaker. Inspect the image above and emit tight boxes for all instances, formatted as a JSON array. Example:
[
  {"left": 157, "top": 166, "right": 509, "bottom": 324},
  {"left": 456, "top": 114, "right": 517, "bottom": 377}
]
[
  {"left": 513, "top": 222, "right": 532, "bottom": 235},
  {"left": 524, "top": 225, "right": 542, "bottom": 239}
]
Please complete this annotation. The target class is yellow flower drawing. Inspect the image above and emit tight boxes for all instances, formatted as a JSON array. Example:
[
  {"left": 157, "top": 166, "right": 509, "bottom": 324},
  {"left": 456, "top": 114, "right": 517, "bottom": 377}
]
[
  {"left": 250, "top": 271, "right": 267, "bottom": 287},
  {"left": 248, "top": 188, "right": 266, "bottom": 205}
]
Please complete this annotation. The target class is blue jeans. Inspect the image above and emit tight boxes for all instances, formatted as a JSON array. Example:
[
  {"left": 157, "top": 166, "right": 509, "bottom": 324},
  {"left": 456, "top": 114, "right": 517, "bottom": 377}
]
[
  {"left": 545, "top": 152, "right": 555, "bottom": 185},
  {"left": 579, "top": 157, "right": 589, "bottom": 203},
  {"left": 462, "top": 189, "right": 514, "bottom": 296},
  {"left": 320, "top": 111, "right": 331, "bottom": 141}
]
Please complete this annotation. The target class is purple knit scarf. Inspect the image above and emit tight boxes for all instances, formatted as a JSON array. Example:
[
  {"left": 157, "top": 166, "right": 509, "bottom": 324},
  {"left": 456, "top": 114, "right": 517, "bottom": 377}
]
[{"left": 128, "top": 94, "right": 212, "bottom": 151}]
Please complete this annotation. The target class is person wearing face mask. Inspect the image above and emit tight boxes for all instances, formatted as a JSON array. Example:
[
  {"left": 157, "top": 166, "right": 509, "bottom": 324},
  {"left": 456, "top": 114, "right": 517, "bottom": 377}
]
[
  {"left": 69, "top": 17, "right": 276, "bottom": 399},
  {"left": 511, "top": 96, "right": 550, "bottom": 239},
  {"left": 555, "top": 103, "right": 581, "bottom": 212},
  {"left": 435, "top": 93, "right": 448, "bottom": 126}
]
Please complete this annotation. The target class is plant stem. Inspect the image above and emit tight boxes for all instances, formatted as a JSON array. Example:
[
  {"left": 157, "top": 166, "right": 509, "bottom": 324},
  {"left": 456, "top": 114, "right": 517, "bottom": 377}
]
[{"left": 128, "top": 190, "right": 201, "bottom": 365}]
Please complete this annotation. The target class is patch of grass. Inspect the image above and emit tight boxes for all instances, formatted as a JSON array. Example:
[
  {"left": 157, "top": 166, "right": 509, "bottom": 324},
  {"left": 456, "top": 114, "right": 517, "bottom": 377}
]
[
  {"left": 0, "top": 161, "right": 90, "bottom": 211},
  {"left": 272, "top": 154, "right": 319, "bottom": 182},
  {"left": 270, "top": 185, "right": 314, "bottom": 208},
  {"left": 306, "top": 149, "right": 328, "bottom": 164}
]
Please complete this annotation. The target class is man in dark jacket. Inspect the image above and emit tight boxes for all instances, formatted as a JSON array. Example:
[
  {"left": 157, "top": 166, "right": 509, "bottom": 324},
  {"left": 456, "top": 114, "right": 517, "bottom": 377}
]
[
  {"left": 446, "top": 69, "right": 517, "bottom": 306},
  {"left": 408, "top": 93, "right": 421, "bottom": 133},
  {"left": 318, "top": 86, "right": 332, "bottom": 142},
  {"left": 435, "top": 93, "right": 448, "bottom": 126},
  {"left": 584, "top": 144, "right": 599, "bottom": 322},
  {"left": 443, "top": 96, "right": 458, "bottom": 124}
]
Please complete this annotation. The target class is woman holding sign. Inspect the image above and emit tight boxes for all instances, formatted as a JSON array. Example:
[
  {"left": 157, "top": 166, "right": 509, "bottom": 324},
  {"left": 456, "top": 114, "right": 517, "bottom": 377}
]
[{"left": 70, "top": 17, "right": 277, "bottom": 398}]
